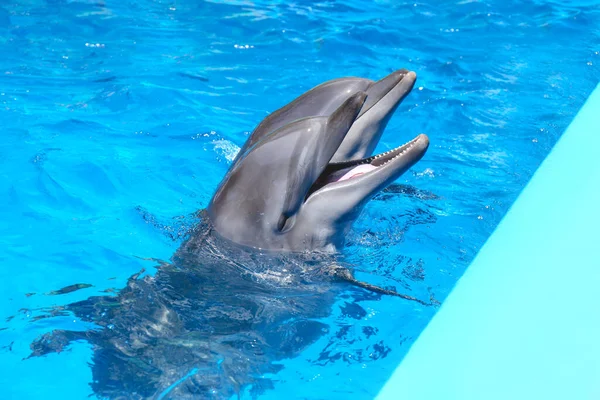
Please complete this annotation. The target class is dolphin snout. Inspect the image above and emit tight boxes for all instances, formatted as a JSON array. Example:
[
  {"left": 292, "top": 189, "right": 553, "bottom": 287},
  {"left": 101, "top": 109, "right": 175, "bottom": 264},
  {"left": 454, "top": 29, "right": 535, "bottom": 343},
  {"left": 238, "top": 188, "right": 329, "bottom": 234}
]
[{"left": 356, "top": 69, "right": 415, "bottom": 119}]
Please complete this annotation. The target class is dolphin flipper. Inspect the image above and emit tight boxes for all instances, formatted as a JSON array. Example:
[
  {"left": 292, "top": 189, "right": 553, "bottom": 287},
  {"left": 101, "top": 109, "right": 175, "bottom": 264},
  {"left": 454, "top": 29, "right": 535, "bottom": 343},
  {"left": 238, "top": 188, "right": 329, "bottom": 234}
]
[{"left": 324, "top": 264, "right": 430, "bottom": 306}]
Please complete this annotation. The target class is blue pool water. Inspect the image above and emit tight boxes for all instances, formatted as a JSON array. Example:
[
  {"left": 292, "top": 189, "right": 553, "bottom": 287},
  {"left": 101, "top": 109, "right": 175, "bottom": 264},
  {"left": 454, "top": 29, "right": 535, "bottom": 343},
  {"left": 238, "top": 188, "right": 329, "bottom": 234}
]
[{"left": 1, "top": 0, "right": 598, "bottom": 398}]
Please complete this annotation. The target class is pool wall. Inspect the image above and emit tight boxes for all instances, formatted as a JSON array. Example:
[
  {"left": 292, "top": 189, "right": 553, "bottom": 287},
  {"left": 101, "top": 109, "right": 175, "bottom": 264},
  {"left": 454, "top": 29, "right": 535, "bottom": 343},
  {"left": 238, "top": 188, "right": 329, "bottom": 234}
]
[{"left": 376, "top": 83, "right": 600, "bottom": 399}]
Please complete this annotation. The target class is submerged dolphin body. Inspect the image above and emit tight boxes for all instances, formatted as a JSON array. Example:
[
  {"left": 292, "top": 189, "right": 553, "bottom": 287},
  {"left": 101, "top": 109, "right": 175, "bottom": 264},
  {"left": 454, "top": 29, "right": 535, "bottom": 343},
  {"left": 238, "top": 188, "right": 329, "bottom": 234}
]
[
  {"left": 31, "top": 230, "right": 357, "bottom": 399},
  {"left": 29, "top": 70, "right": 431, "bottom": 399}
]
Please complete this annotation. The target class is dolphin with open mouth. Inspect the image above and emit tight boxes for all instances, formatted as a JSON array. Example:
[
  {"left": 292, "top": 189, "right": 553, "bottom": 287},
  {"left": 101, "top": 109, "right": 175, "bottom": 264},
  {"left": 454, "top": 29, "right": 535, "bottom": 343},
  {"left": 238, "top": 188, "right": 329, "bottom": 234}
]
[
  {"left": 209, "top": 69, "right": 429, "bottom": 252},
  {"left": 28, "top": 69, "right": 431, "bottom": 400}
]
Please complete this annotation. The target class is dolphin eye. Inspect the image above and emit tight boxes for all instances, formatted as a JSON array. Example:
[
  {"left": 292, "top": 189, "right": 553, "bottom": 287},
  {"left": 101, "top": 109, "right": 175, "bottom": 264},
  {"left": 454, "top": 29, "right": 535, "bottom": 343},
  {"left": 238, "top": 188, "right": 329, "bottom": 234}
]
[{"left": 277, "top": 214, "right": 295, "bottom": 233}]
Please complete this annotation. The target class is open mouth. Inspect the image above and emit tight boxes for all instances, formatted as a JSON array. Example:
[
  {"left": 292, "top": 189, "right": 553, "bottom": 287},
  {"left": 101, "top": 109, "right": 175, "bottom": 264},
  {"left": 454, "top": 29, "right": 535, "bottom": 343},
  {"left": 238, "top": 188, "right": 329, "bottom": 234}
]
[{"left": 306, "top": 134, "right": 429, "bottom": 199}]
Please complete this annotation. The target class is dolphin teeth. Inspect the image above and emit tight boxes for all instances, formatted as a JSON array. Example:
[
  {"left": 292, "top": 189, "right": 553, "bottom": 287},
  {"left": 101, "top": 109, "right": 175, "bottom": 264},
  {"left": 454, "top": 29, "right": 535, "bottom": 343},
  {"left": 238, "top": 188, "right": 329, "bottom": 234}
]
[
  {"left": 369, "top": 136, "right": 420, "bottom": 167},
  {"left": 357, "top": 135, "right": 421, "bottom": 167}
]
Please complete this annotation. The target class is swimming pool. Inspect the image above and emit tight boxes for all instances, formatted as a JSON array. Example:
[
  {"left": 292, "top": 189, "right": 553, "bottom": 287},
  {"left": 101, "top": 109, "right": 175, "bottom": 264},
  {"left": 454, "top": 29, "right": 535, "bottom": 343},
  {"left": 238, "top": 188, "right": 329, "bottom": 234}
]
[{"left": 0, "top": 0, "right": 598, "bottom": 398}]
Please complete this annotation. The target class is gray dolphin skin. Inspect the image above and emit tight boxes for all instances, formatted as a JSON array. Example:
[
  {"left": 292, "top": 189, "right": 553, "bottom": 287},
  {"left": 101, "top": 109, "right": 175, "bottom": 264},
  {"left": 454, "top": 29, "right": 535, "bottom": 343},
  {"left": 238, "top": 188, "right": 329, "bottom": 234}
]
[
  {"left": 28, "top": 69, "right": 431, "bottom": 400},
  {"left": 235, "top": 69, "right": 417, "bottom": 163},
  {"left": 209, "top": 70, "right": 428, "bottom": 252}
]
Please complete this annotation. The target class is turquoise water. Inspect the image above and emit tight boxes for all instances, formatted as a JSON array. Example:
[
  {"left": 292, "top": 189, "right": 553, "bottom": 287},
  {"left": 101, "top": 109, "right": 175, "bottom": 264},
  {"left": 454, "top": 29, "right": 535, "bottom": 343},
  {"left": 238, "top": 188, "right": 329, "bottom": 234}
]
[{"left": 0, "top": 0, "right": 598, "bottom": 398}]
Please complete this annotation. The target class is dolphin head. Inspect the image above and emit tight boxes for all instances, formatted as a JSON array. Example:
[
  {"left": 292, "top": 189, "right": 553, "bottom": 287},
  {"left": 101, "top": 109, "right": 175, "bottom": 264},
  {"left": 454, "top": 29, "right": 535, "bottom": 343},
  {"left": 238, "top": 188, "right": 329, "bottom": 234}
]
[
  {"left": 208, "top": 89, "right": 429, "bottom": 252},
  {"left": 236, "top": 69, "right": 417, "bottom": 164}
]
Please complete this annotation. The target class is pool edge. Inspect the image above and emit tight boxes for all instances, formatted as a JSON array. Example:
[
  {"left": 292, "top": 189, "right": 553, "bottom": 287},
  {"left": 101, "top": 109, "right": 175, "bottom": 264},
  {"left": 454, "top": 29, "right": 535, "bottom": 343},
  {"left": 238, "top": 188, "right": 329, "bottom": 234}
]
[{"left": 376, "top": 83, "right": 600, "bottom": 400}]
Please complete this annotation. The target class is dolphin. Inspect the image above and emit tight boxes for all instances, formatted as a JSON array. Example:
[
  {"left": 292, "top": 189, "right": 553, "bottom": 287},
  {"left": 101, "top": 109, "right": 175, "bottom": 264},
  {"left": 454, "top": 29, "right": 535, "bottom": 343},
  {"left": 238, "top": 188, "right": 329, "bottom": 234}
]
[
  {"left": 27, "top": 71, "right": 431, "bottom": 399},
  {"left": 209, "top": 83, "right": 429, "bottom": 252}
]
